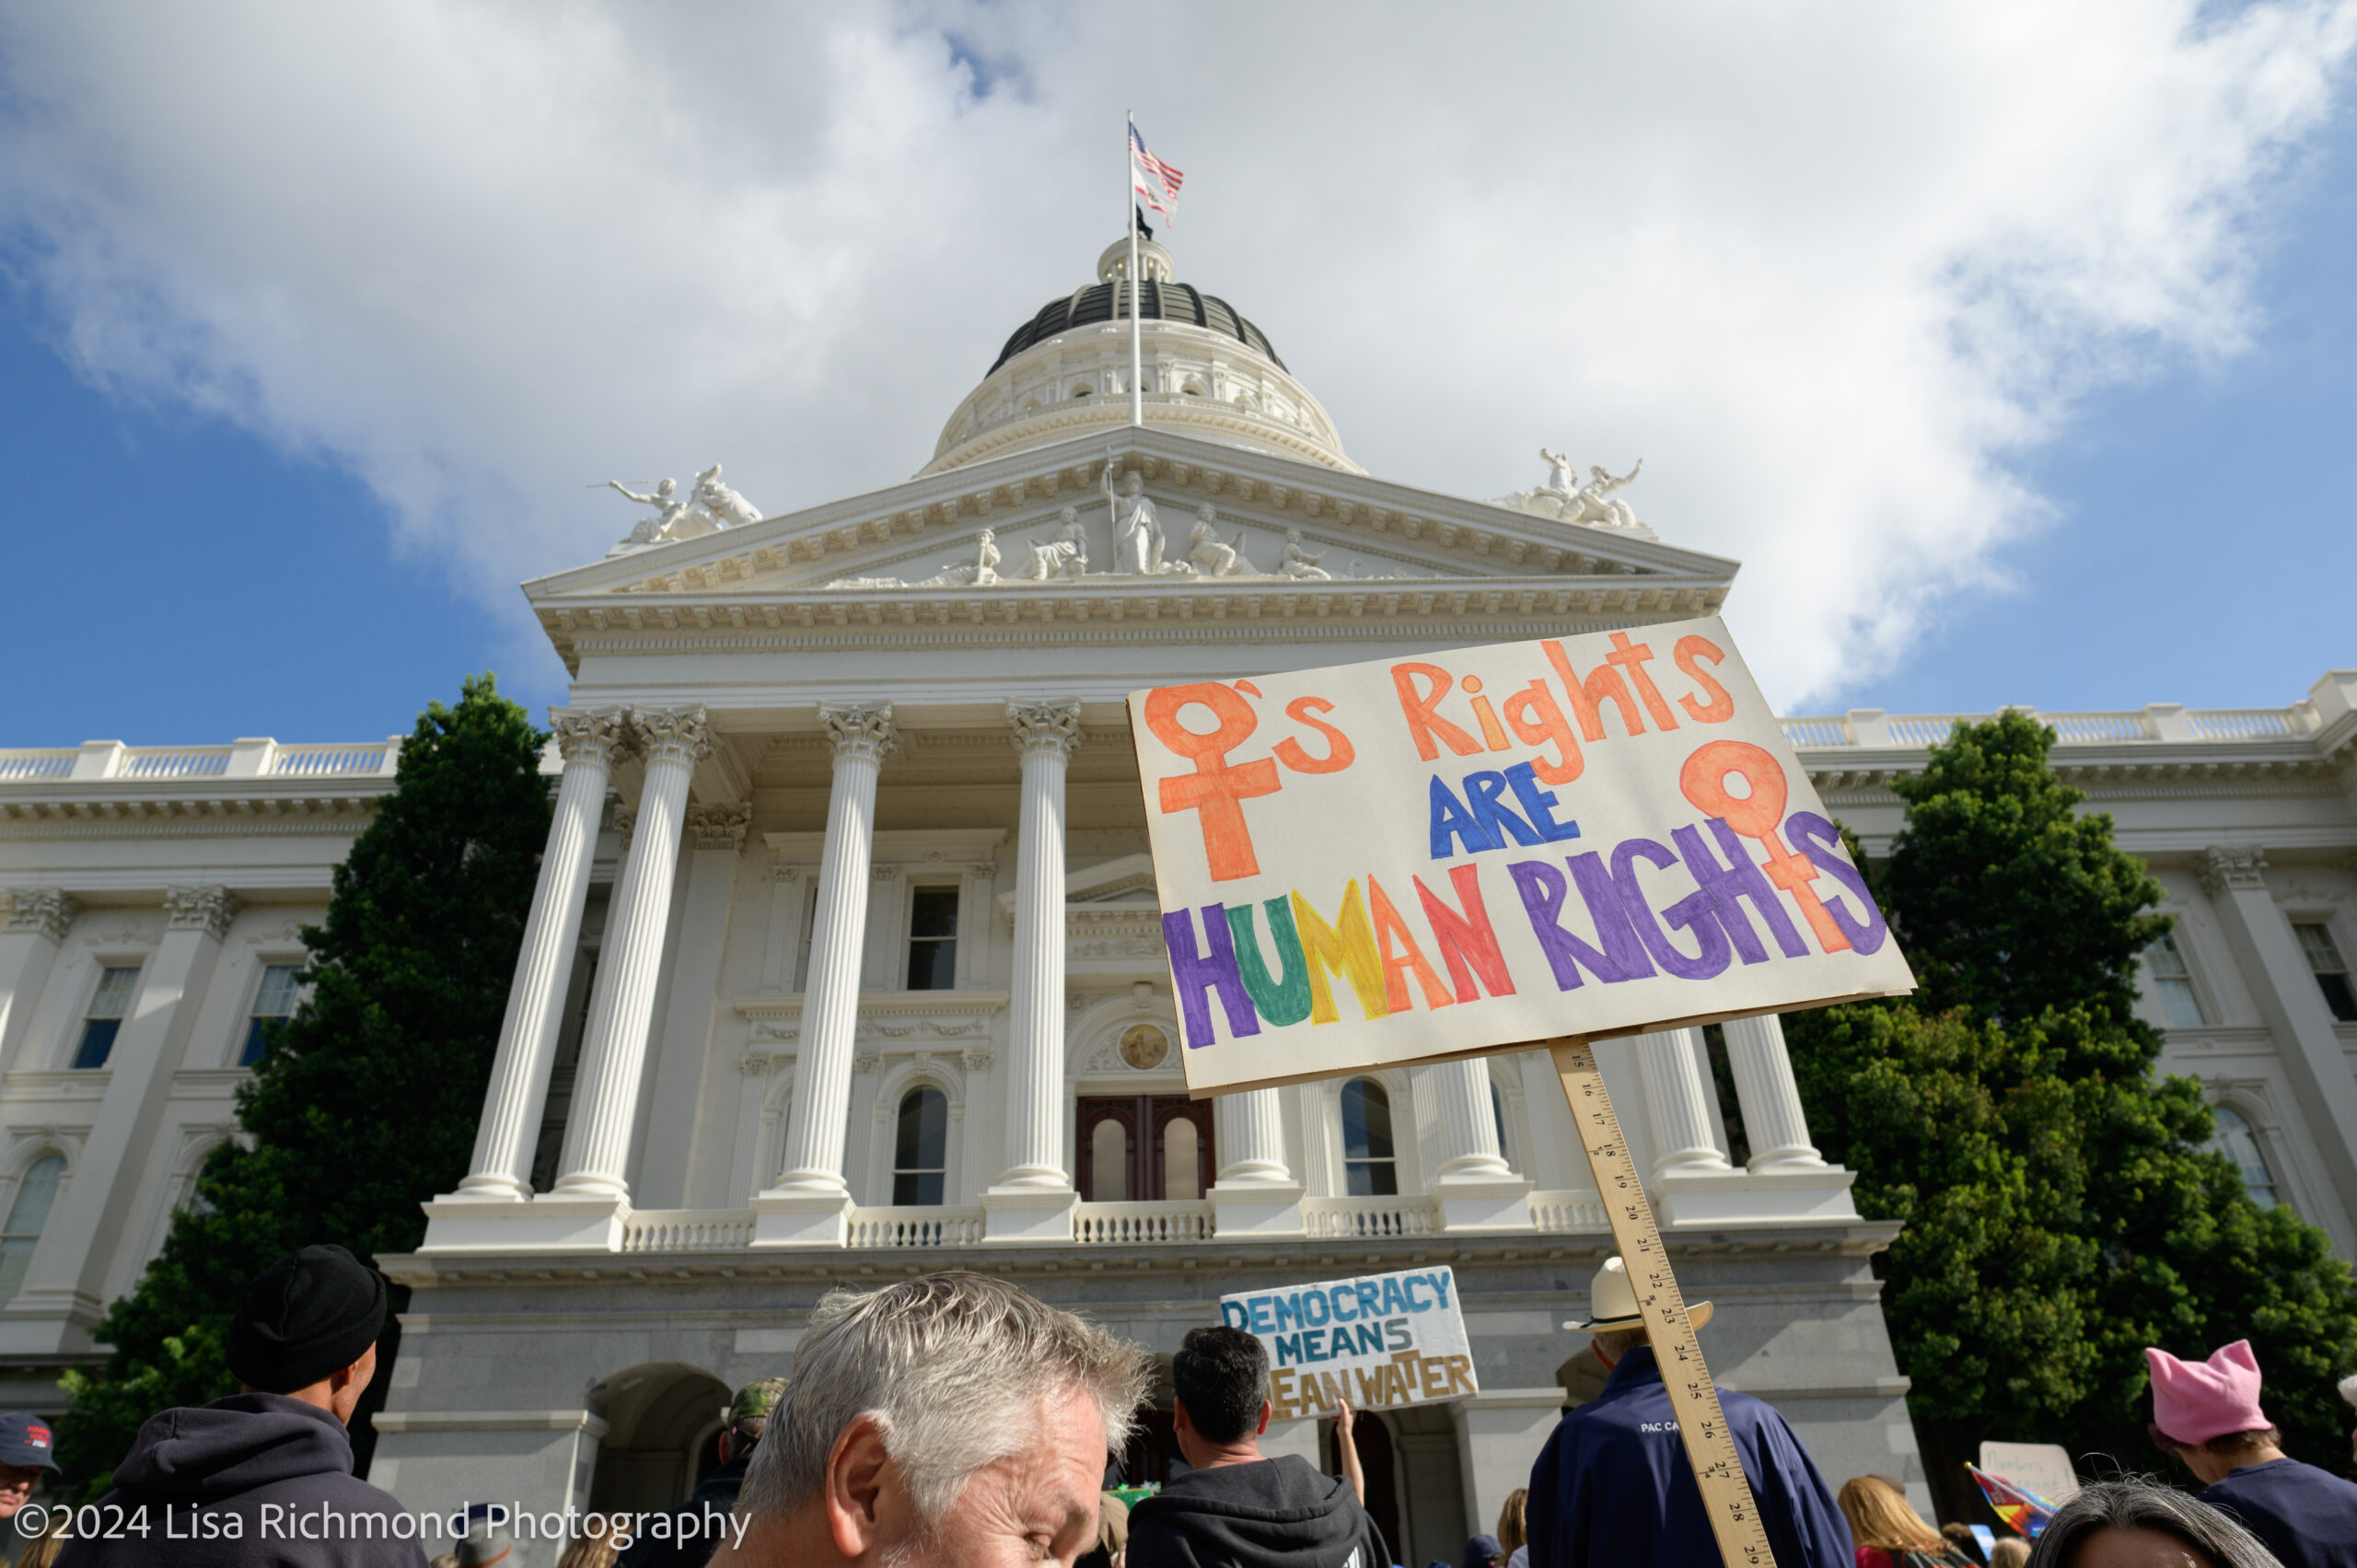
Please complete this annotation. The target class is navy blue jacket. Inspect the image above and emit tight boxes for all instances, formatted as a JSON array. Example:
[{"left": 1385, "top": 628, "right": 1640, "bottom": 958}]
[
  {"left": 1527, "top": 1347, "right": 1853, "bottom": 1568},
  {"left": 2200, "top": 1457, "right": 2357, "bottom": 1568}
]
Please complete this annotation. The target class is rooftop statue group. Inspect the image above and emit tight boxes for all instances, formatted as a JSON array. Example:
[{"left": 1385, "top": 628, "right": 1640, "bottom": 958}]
[
  {"left": 1492, "top": 447, "right": 1649, "bottom": 532},
  {"left": 605, "top": 463, "right": 765, "bottom": 555}
]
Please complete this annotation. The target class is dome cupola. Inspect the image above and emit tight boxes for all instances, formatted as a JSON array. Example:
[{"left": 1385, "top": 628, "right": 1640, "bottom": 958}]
[{"left": 921, "top": 235, "right": 1355, "bottom": 476}]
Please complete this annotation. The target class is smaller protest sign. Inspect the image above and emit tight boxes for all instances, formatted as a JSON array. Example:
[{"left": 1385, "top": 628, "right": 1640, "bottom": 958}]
[
  {"left": 1220, "top": 1265, "right": 1477, "bottom": 1423},
  {"left": 1979, "top": 1442, "right": 2082, "bottom": 1504}
]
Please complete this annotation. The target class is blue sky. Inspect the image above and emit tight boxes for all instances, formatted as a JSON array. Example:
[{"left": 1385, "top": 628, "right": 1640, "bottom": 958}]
[{"left": 2, "top": 6, "right": 2351, "bottom": 746}]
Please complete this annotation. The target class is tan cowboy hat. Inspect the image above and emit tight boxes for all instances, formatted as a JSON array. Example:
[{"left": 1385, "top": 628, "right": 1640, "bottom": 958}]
[{"left": 1563, "top": 1255, "right": 1713, "bottom": 1333}]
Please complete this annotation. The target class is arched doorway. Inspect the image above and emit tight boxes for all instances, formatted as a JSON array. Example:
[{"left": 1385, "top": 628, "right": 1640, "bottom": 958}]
[{"left": 586, "top": 1363, "right": 732, "bottom": 1516}]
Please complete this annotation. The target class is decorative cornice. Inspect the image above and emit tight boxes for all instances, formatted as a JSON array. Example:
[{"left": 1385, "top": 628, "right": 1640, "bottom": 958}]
[
  {"left": 551, "top": 708, "right": 629, "bottom": 768},
  {"left": 821, "top": 703, "right": 900, "bottom": 764},
  {"left": 2, "top": 888, "right": 78, "bottom": 942},
  {"left": 686, "top": 802, "right": 752, "bottom": 854},
  {"left": 2199, "top": 846, "right": 2270, "bottom": 898},
  {"left": 631, "top": 706, "right": 713, "bottom": 770},
  {"left": 1007, "top": 699, "right": 1084, "bottom": 760},
  {"left": 163, "top": 885, "right": 240, "bottom": 938}
]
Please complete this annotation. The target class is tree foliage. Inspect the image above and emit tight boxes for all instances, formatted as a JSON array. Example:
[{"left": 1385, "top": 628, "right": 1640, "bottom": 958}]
[
  {"left": 1788, "top": 713, "right": 2357, "bottom": 1503},
  {"left": 56, "top": 676, "right": 549, "bottom": 1494}
]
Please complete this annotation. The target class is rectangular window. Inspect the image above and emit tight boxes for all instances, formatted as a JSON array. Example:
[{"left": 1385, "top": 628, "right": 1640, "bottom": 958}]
[
  {"left": 793, "top": 882, "right": 819, "bottom": 991},
  {"left": 2146, "top": 934, "right": 2209, "bottom": 1028},
  {"left": 239, "top": 964, "right": 303, "bottom": 1067},
  {"left": 2296, "top": 923, "right": 2357, "bottom": 1023},
  {"left": 72, "top": 966, "right": 141, "bottom": 1070},
  {"left": 905, "top": 887, "right": 959, "bottom": 991}
]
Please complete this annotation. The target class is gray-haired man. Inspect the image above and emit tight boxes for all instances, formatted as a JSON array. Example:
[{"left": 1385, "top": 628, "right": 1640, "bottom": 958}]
[{"left": 714, "top": 1271, "right": 1149, "bottom": 1568}]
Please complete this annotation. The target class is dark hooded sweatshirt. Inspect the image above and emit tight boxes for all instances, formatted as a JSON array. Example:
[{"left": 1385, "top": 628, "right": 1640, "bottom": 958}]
[
  {"left": 54, "top": 1393, "right": 425, "bottom": 1568},
  {"left": 1127, "top": 1454, "right": 1389, "bottom": 1568}
]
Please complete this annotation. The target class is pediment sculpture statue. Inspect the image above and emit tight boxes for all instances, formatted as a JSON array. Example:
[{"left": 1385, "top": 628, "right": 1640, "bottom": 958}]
[
  {"left": 1180, "top": 505, "right": 1259, "bottom": 577},
  {"left": 923, "top": 528, "right": 1001, "bottom": 587},
  {"left": 1278, "top": 528, "right": 1331, "bottom": 581},
  {"left": 1019, "top": 507, "right": 1090, "bottom": 581},
  {"left": 607, "top": 477, "right": 709, "bottom": 552},
  {"left": 694, "top": 464, "right": 764, "bottom": 528},
  {"left": 1104, "top": 464, "right": 1167, "bottom": 575},
  {"left": 1487, "top": 450, "right": 1649, "bottom": 533}
]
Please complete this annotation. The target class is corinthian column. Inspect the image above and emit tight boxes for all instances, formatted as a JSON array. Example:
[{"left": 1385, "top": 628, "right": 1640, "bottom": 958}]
[
  {"left": 455, "top": 709, "right": 625, "bottom": 1201},
  {"left": 761, "top": 704, "right": 897, "bottom": 1240},
  {"left": 1721, "top": 1014, "right": 1829, "bottom": 1171},
  {"left": 553, "top": 707, "right": 710, "bottom": 1200},
  {"left": 993, "top": 700, "right": 1082, "bottom": 1202}
]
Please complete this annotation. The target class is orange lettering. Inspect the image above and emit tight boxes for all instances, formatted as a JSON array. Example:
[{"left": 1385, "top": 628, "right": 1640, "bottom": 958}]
[
  {"left": 1146, "top": 683, "right": 1283, "bottom": 882},
  {"left": 1390, "top": 663, "right": 1482, "bottom": 761},
  {"left": 1273, "top": 695, "right": 1356, "bottom": 773},
  {"left": 1605, "top": 633, "right": 1680, "bottom": 731},
  {"left": 1501, "top": 679, "right": 1585, "bottom": 785},
  {"left": 1672, "top": 635, "right": 1736, "bottom": 724},
  {"left": 1368, "top": 875, "right": 1454, "bottom": 1013},
  {"left": 1540, "top": 640, "right": 1646, "bottom": 741},
  {"left": 1678, "top": 740, "right": 1850, "bottom": 953}
]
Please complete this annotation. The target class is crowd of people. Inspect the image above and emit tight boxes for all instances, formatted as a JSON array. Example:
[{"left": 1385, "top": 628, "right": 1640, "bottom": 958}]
[{"left": 6, "top": 1247, "right": 2357, "bottom": 1565}]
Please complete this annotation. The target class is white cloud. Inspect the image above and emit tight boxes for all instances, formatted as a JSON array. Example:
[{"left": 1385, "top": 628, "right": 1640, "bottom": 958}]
[{"left": 2, "top": 1, "right": 2350, "bottom": 705}]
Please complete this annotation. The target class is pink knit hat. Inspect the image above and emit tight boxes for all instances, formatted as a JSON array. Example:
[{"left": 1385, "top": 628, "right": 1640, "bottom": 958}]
[{"left": 2146, "top": 1340, "right": 2270, "bottom": 1445}]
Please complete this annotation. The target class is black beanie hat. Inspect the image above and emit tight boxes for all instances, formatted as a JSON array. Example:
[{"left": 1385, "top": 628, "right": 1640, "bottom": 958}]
[{"left": 226, "top": 1244, "right": 388, "bottom": 1394}]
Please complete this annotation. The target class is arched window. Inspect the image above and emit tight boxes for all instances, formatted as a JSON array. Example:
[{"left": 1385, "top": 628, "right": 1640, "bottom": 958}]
[
  {"left": 0, "top": 1156, "right": 65, "bottom": 1307},
  {"left": 2209, "top": 1106, "right": 2277, "bottom": 1209},
  {"left": 891, "top": 1086, "right": 948, "bottom": 1207},
  {"left": 1341, "top": 1079, "right": 1399, "bottom": 1197}
]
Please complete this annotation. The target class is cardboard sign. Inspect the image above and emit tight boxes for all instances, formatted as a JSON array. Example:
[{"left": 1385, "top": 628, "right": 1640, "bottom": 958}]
[
  {"left": 1130, "top": 617, "right": 1914, "bottom": 1093},
  {"left": 1222, "top": 1266, "right": 1478, "bottom": 1423},
  {"left": 1979, "top": 1442, "right": 2081, "bottom": 1504}
]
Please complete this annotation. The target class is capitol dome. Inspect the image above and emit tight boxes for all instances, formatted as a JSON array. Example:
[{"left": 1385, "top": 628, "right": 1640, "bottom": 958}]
[{"left": 921, "top": 235, "right": 1357, "bottom": 476}]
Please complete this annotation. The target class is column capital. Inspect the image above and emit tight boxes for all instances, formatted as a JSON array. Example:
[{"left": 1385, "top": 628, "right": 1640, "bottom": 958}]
[
  {"left": 686, "top": 802, "right": 752, "bottom": 854},
  {"left": 1006, "top": 699, "right": 1083, "bottom": 759},
  {"left": 821, "top": 703, "right": 900, "bottom": 764},
  {"left": 2200, "top": 845, "right": 2270, "bottom": 898},
  {"left": 550, "top": 707, "right": 630, "bottom": 766},
  {"left": 163, "top": 886, "right": 240, "bottom": 939},
  {"left": 2, "top": 888, "right": 78, "bottom": 942},
  {"left": 630, "top": 706, "right": 713, "bottom": 769}
]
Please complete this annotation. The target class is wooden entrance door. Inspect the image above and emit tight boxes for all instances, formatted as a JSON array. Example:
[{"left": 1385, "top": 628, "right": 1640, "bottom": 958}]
[{"left": 1076, "top": 1096, "right": 1214, "bottom": 1202}]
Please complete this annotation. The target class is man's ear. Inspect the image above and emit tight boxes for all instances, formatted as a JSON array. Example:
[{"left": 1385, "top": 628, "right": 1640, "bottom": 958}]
[
  {"left": 824, "top": 1413, "right": 895, "bottom": 1557},
  {"left": 1255, "top": 1400, "right": 1271, "bottom": 1437},
  {"left": 1171, "top": 1397, "right": 1193, "bottom": 1439}
]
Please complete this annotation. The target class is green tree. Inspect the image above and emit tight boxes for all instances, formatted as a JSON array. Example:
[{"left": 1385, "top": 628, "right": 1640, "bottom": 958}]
[
  {"left": 1789, "top": 713, "right": 2357, "bottom": 1511},
  {"left": 56, "top": 675, "right": 549, "bottom": 1494}
]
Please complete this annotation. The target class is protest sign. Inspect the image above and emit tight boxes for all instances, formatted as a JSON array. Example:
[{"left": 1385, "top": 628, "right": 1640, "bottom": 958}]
[
  {"left": 1980, "top": 1442, "right": 2082, "bottom": 1504},
  {"left": 1129, "top": 617, "right": 1914, "bottom": 1094},
  {"left": 1221, "top": 1266, "right": 1477, "bottom": 1423}
]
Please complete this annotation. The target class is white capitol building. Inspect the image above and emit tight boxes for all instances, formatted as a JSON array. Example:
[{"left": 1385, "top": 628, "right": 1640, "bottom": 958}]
[{"left": 1, "top": 233, "right": 2351, "bottom": 1559}]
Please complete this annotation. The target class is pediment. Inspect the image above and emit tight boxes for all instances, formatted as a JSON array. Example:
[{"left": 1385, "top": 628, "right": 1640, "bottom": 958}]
[{"left": 523, "top": 429, "right": 1737, "bottom": 672}]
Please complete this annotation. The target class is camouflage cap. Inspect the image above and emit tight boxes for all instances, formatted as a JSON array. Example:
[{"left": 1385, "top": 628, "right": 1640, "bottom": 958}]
[{"left": 731, "top": 1376, "right": 789, "bottom": 1427}]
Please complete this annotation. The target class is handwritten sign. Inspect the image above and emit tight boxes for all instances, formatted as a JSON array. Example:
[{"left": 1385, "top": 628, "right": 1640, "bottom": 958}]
[
  {"left": 1222, "top": 1266, "right": 1477, "bottom": 1423},
  {"left": 1130, "top": 617, "right": 1914, "bottom": 1093},
  {"left": 1980, "top": 1443, "right": 2081, "bottom": 1504}
]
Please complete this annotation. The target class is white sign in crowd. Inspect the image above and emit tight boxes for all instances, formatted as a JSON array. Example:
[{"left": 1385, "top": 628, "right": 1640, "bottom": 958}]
[{"left": 1222, "top": 1266, "right": 1478, "bottom": 1423}]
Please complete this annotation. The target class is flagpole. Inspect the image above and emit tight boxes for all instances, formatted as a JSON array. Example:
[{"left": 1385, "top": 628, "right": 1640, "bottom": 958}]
[{"left": 1128, "top": 110, "right": 1144, "bottom": 430}]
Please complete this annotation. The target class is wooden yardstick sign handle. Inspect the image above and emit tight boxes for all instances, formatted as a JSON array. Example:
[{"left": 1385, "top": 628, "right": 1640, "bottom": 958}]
[{"left": 1552, "top": 1038, "right": 1777, "bottom": 1567}]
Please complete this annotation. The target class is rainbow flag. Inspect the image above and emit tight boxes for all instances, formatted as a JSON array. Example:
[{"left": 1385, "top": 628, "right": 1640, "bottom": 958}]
[{"left": 1968, "top": 1464, "right": 2059, "bottom": 1539}]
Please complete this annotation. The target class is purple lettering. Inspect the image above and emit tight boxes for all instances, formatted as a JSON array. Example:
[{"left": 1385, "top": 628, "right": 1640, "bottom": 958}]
[
  {"left": 1785, "top": 811, "right": 1888, "bottom": 954},
  {"left": 1162, "top": 906, "right": 1263, "bottom": 1047},
  {"left": 1671, "top": 819, "right": 1810, "bottom": 960},
  {"left": 1608, "top": 837, "right": 1732, "bottom": 981},
  {"left": 1506, "top": 858, "right": 1655, "bottom": 990}
]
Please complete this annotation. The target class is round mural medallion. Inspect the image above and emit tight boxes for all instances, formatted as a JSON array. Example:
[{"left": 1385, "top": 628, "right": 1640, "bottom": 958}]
[{"left": 1119, "top": 1024, "right": 1170, "bottom": 1070}]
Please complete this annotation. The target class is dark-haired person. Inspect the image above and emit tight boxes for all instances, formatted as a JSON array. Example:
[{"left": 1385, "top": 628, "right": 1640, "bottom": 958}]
[
  {"left": 1527, "top": 1257, "right": 1852, "bottom": 1568},
  {"left": 1126, "top": 1325, "right": 1389, "bottom": 1568},
  {"left": 0, "top": 1410, "right": 61, "bottom": 1524},
  {"left": 2145, "top": 1340, "right": 2357, "bottom": 1568},
  {"left": 56, "top": 1244, "right": 424, "bottom": 1567}
]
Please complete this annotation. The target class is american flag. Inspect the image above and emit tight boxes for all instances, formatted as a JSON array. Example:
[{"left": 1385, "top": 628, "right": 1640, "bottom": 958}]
[{"left": 1131, "top": 123, "right": 1184, "bottom": 224}]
